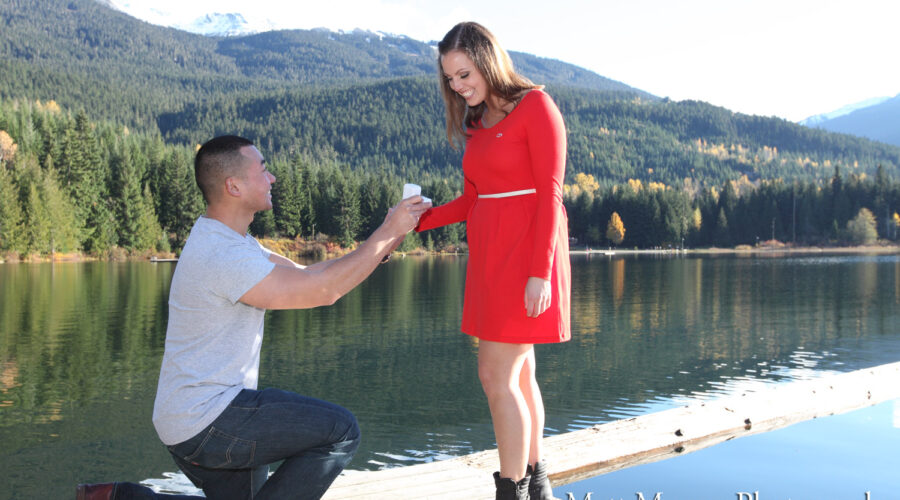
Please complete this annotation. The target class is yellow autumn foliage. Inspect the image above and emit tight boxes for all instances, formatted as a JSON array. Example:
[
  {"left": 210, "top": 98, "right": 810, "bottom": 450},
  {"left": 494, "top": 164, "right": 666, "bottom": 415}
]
[
  {"left": 564, "top": 172, "right": 600, "bottom": 200},
  {"left": 0, "top": 130, "right": 17, "bottom": 163},
  {"left": 606, "top": 211, "right": 625, "bottom": 245}
]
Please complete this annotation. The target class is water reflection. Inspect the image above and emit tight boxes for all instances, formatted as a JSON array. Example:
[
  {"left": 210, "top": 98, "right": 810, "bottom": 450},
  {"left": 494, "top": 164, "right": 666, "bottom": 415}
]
[{"left": 0, "top": 254, "right": 898, "bottom": 498}]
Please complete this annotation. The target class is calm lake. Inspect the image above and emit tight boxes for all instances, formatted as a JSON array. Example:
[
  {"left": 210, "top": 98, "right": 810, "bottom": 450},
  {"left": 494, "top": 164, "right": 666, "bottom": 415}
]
[{"left": 1, "top": 252, "right": 899, "bottom": 499}]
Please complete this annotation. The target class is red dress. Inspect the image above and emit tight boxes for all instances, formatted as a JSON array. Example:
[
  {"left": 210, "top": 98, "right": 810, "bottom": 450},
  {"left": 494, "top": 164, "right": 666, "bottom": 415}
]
[{"left": 417, "top": 90, "right": 571, "bottom": 344}]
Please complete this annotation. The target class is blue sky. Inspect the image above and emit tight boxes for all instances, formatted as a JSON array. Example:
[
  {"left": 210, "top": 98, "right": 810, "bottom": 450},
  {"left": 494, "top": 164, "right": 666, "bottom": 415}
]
[{"left": 113, "top": 0, "right": 900, "bottom": 122}]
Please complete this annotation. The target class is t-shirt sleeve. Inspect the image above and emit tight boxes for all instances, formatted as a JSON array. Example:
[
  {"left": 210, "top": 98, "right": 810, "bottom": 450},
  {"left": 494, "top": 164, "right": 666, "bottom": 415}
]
[
  {"left": 526, "top": 91, "right": 567, "bottom": 280},
  {"left": 255, "top": 238, "right": 273, "bottom": 258},
  {"left": 416, "top": 174, "right": 477, "bottom": 232},
  {"left": 210, "top": 239, "right": 276, "bottom": 305}
]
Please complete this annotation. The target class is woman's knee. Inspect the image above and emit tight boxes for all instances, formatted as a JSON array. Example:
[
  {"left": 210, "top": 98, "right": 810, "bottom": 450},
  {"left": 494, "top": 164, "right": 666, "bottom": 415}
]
[
  {"left": 478, "top": 364, "right": 516, "bottom": 400},
  {"left": 478, "top": 342, "right": 533, "bottom": 399}
]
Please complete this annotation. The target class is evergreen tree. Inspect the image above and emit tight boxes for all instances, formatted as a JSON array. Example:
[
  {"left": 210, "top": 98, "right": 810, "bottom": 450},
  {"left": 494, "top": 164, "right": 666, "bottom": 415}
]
[
  {"left": 659, "top": 189, "right": 691, "bottom": 246},
  {"left": 114, "top": 145, "right": 147, "bottom": 249},
  {"left": 359, "top": 171, "right": 395, "bottom": 236},
  {"left": 829, "top": 165, "right": 853, "bottom": 237},
  {"left": 0, "top": 163, "right": 24, "bottom": 253},
  {"left": 23, "top": 180, "right": 51, "bottom": 254},
  {"left": 714, "top": 208, "right": 730, "bottom": 247},
  {"left": 572, "top": 190, "right": 594, "bottom": 243},
  {"left": 297, "top": 160, "right": 317, "bottom": 237},
  {"left": 314, "top": 167, "right": 341, "bottom": 237},
  {"left": 873, "top": 164, "right": 891, "bottom": 238},
  {"left": 334, "top": 172, "right": 362, "bottom": 247},
  {"left": 136, "top": 184, "right": 165, "bottom": 251},
  {"left": 40, "top": 165, "right": 81, "bottom": 253},
  {"left": 155, "top": 148, "right": 204, "bottom": 247},
  {"left": 271, "top": 160, "right": 303, "bottom": 238},
  {"left": 18, "top": 155, "right": 80, "bottom": 254},
  {"left": 60, "top": 111, "right": 116, "bottom": 252},
  {"left": 892, "top": 212, "right": 900, "bottom": 240},
  {"left": 250, "top": 209, "right": 277, "bottom": 238}
]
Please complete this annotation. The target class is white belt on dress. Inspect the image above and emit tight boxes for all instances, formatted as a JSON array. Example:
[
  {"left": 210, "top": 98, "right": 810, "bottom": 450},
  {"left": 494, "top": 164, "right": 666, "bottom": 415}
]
[{"left": 477, "top": 189, "right": 536, "bottom": 199}]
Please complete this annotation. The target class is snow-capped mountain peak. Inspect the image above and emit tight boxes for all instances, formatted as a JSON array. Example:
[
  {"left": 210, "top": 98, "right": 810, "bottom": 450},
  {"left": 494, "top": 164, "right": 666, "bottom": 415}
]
[
  {"left": 176, "top": 12, "right": 258, "bottom": 37},
  {"left": 97, "top": 1, "right": 271, "bottom": 37},
  {"left": 800, "top": 96, "right": 891, "bottom": 126}
]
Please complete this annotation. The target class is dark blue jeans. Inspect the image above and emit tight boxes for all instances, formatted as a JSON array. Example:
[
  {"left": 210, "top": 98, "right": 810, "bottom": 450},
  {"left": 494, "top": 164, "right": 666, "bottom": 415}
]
[{"left": 114, "top": 388, "right": 360, "bottom": 500}]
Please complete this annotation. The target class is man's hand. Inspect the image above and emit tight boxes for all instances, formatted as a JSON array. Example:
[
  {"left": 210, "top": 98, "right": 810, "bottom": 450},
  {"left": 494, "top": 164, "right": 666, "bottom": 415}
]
[
  {"left": 524, "top": 277, "right": 551, "bottom": 318},
  {"left": 383, "top": 195, "right": 431, "bottom": 238},
  {"left": 379, "top": 196, "right": 431, "bottom": 262}
]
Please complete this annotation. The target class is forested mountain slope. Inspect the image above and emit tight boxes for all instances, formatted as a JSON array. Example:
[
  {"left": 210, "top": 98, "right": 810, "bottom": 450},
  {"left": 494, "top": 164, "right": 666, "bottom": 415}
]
[
  {"left": 0, "top": 0, "right": 646, "bottom": 130},
  {"left": 4, "top": 0, "right": 897, "bottom": 185},
  {"left": 158, "top": 78, "right": 900, "bottom": 184}
]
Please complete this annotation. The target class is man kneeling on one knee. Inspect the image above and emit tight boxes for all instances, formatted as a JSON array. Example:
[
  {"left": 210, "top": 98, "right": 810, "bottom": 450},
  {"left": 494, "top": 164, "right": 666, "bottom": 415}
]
[{"left": 77, "top": 135, "right": 430, "bottom": 500}]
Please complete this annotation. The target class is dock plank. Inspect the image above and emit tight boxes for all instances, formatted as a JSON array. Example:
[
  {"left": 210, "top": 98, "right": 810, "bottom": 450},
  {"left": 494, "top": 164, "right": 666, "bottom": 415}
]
[{"left": 323, "top": 362, "right": 900, "bottom": 499}]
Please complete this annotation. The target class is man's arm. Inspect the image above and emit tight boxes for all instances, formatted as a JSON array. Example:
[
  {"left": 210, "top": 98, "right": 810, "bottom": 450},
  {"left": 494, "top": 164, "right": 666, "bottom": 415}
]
[{"left": 239, "top": 197, "right": 429, "bottom": 310}]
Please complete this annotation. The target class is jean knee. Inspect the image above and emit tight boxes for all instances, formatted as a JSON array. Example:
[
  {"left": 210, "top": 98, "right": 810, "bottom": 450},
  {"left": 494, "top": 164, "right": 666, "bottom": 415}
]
[
  {"left": 346, "top": 410, "right": 362, "bottom": 444},
  {"left": 335, "top": 407, "right": 361, "bottom": 450}
]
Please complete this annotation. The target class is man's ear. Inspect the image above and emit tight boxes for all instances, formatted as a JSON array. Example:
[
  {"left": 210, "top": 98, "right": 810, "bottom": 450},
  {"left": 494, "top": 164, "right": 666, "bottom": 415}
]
[{"left": 224, "top": 177, "right": 241, "bottom": 197}]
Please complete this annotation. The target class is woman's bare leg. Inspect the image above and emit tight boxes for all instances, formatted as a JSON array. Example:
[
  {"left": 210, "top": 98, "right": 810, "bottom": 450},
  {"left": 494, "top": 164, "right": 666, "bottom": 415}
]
[
  {"left": 519, "top": 348, "right": 544, "bottom": 466},
  {"left": 478, "top": 340, "right": 534, "bottom": 481}
]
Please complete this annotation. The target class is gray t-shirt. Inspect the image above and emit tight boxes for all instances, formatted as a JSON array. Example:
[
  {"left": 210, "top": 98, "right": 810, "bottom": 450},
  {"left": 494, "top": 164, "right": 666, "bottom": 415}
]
[{"left": 152, "top": 216, "right": 276, "bottom": 446}]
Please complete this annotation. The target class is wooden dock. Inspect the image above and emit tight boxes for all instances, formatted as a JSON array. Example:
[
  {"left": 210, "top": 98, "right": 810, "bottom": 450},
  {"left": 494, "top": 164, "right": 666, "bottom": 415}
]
[
  {"left": 150, "top": 257, "right": 178, "bottom": 262},
  {"left": 323, "top": 361, "right": 900, "bottom": 499}
]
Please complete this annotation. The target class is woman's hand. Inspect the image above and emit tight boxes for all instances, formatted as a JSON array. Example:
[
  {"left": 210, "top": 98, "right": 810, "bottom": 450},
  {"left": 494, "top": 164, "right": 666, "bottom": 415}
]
[{"left": 524, "top": 277, "right": 551, "bottom": 318}]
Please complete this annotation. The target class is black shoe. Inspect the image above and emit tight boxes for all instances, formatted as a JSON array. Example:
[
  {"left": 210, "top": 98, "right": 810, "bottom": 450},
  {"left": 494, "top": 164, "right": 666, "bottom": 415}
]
[
  {"left": 527, "top": 461, "right": 560, "bottom": 500},
  {"left": 493, "top": 471, "right": 530, "bottom": 500}
]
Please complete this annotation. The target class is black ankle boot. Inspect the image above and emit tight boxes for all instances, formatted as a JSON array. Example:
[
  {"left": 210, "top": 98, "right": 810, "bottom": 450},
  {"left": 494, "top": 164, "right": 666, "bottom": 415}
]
[
  {"left": 493, "top": 471, "right": 530, "bottom": 500},
  {"left": 527, "top": 460, "right": 559, "bottom": 500}
]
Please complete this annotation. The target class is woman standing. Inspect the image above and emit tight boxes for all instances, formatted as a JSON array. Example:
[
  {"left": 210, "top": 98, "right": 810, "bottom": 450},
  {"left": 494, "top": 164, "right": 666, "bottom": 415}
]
[{"left": 417, "top": 22, "right": 571, "bottom": 500}]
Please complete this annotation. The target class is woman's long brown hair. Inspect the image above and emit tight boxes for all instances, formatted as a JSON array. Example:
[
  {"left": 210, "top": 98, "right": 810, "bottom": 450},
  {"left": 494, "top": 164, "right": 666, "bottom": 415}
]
[{"left": 437, "top": 22, "right": 541, "bottom": 149}]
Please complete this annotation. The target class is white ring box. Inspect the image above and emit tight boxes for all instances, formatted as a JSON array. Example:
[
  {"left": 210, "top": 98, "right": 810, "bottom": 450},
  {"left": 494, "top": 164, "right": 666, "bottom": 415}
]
[{"left": 403, "top": 183, "right": 431, "bottom": 204}]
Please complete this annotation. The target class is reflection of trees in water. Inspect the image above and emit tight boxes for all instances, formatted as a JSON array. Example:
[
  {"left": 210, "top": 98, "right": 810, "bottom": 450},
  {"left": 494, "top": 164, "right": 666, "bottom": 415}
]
[
  {"left": 555, "top": 255, "right": 900, "bottom": 424},
  {"left": 0, "top": 256, "right": 898, "bottom": 495},
  {"left": 0, "top": 262, "right": 171, "bottom": 425}
]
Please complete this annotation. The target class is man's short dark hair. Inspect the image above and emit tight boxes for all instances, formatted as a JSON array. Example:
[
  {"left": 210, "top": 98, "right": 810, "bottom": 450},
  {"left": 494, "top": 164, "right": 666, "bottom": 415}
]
[{"left": 195, "top": 135, "right": 255, "bottom": 204}]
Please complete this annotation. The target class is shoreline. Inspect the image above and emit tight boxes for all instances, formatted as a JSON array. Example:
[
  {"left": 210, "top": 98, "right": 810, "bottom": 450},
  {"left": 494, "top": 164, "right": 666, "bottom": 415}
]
[
  {"left": 2, "top": 243, "right": 898, "bottom": 264},
  {"left": 570, "top": 244, "right": 900, "bottom": 256}
]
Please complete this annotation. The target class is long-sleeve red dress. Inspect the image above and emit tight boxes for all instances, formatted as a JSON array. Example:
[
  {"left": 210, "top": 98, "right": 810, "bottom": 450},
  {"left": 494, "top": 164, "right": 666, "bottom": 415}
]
[{"left": 417, "top": 89, "right": 571, "bottom": 344}]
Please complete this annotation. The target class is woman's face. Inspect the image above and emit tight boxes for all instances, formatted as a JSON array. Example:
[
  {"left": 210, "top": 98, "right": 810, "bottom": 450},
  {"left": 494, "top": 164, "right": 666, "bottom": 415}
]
[{"left": 441, "top": 50, "right": 489, "bottom": 107}]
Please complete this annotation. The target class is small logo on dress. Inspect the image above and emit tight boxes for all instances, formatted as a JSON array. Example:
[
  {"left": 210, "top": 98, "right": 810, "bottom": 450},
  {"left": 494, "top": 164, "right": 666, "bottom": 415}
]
[{"left": 496, "top": 133, "right": 503, "bottom": 138}]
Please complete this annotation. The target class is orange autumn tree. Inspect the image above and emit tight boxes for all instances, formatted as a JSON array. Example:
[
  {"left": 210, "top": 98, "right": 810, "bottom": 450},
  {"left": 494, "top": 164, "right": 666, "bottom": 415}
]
[{"left": 606, "top": 211, "right": 625, "bottom": 246}]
